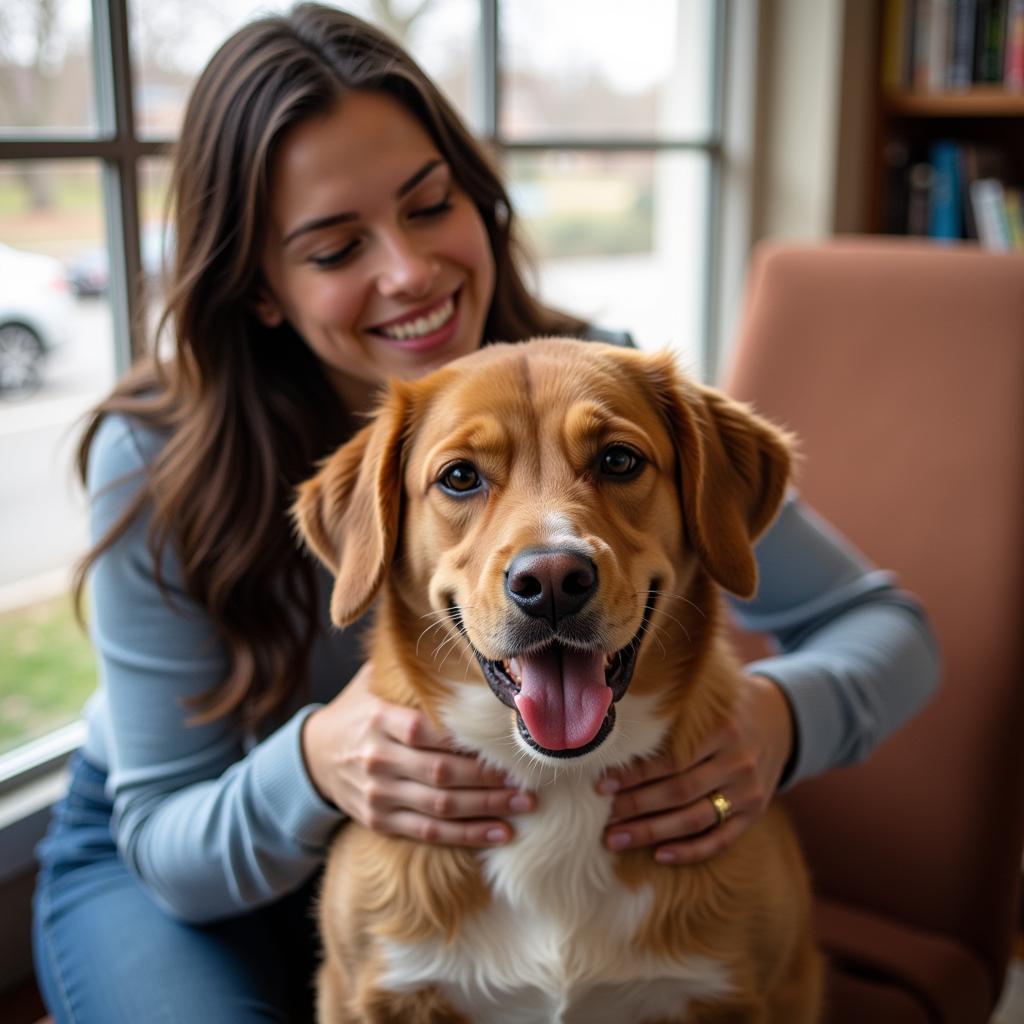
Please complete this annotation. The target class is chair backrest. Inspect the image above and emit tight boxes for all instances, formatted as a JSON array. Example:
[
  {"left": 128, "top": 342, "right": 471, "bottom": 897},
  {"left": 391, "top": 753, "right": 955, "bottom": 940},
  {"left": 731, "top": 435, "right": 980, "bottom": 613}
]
[{"left": 721, "top": 238, "right": 1024, "bottom": 999}]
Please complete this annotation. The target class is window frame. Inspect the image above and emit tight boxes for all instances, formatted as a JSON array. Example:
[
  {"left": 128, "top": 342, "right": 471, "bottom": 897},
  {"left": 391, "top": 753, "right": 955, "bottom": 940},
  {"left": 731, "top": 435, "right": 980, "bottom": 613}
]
[{"left": 0, "top": 0, "right": 756, "bottom": 875}]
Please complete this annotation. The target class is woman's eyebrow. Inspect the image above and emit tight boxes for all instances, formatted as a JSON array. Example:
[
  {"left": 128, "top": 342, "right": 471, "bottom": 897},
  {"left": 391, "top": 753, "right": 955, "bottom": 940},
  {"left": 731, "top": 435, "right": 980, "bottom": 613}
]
[
  {"left": 397, "top": 157, "right": 445, "bottom": 198},
  {"left": 282, "top": 158, "right": 446, "bottom": 246}
]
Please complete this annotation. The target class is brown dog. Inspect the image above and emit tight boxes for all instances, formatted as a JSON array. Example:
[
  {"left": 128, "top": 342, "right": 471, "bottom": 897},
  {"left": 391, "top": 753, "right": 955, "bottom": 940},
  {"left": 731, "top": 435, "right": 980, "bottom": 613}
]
[{"left": 294, "top": 338, "right": 823, "bottom": 1024}]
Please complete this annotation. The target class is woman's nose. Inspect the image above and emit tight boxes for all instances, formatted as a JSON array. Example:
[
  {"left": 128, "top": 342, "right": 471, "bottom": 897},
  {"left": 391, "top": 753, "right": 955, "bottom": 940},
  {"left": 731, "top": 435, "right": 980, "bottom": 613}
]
[{"left": 376, "top": 232, "right": 440, "bottom": 298}]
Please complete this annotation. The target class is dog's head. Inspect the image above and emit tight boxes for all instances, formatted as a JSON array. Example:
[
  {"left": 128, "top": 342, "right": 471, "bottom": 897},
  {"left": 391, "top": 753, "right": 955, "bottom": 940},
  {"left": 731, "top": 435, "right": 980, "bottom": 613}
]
[{"left": 294, "top": 339, "right": 790, "bottom": 766}]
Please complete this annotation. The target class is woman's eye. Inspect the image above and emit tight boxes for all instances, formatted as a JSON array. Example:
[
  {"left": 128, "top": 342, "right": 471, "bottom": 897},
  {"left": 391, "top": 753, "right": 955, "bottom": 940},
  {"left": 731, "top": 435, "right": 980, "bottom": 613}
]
[
  {"left": 439, "top": 461, "right": 482, "bottom": 495},
  {"left": 410, "top": 195, "right": 453, "bottom": 220},
  {"left": 599, "top": 444, "right": 645, "bottom": 479},
  {"left": 310, "top": 241, "right": 359, "bottom": 269}
]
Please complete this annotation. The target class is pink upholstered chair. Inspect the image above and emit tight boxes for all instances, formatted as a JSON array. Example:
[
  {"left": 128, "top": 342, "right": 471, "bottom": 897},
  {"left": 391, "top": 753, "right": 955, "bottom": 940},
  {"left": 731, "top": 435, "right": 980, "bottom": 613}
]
[{"left": 721, "top": 238, "right": 1024, "bottom": 1023}]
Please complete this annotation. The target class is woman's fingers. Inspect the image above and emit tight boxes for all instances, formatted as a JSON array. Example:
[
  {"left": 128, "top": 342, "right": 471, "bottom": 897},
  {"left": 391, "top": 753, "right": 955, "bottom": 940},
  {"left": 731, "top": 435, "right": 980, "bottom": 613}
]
[
  {"left": 597, "top": 676, "right": 795, "bottom": 861},
  {"left": 379, "top": 810, "right": 517, "bottom": 848},
  {"left": 605, "top": 757, "right": 727, "bottom": 824},
  {"left": 378, "top": 699, "right": 461, "bottom": 752},
  {"left": 375, "top": 723, "right": 510, "bottom": 789},
  {"left": 368, "top": 776, "right": 535, "bottom": 822},
  {"left": 604, "top": 791, "right": 726, "bottom": 851},
  {"left": 654, "top": 813, "right": 749, "bottom": 865},
  {"left": 596, "top": 751, "right": 678, "bottom": 794},
  {"left": 307, "top": 667, "right": 537, "bottom": 845}
]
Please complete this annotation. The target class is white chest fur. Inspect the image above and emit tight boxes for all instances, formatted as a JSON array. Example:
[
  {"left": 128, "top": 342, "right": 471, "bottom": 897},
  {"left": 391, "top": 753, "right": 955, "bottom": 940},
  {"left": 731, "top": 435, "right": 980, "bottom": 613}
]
[{"left": 377, "top": 686, "right": 733, "bottom": 1024}]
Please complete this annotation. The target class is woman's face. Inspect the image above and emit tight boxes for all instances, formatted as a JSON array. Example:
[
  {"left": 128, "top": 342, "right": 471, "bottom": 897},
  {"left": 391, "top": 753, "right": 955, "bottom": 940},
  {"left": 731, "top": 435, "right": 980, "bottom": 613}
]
[{"left": 259, "top": 91, "right": 496, "bottom": 407}]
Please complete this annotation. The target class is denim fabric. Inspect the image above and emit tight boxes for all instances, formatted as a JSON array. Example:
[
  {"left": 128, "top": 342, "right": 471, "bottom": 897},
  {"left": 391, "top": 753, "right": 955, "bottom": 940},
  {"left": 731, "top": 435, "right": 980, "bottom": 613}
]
[{"left": 32, "top": 753, "right": 321, "bottom": 1024}]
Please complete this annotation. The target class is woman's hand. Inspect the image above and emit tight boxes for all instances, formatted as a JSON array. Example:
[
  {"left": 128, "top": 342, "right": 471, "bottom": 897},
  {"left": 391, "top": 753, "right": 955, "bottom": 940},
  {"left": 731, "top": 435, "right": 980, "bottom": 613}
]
[
  {"left": 597, "top": 674, "right": 795, "bottom": 864},
  {"left": 301, "top": 662, "right": 535, "bottom": 846}
]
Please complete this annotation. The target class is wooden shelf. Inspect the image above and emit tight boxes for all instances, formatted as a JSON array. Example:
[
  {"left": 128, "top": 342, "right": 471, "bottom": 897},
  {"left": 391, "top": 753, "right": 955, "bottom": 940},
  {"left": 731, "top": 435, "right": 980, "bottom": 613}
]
[{"left": 883, "top": 87, "right": 1024, "bottom": 118}]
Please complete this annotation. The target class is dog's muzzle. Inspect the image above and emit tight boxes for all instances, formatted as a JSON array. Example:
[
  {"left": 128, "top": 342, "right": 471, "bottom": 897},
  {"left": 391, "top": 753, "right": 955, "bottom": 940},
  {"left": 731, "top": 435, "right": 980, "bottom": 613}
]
[{"left": 466, "top": 587, "right": 658, "bottom": 759}]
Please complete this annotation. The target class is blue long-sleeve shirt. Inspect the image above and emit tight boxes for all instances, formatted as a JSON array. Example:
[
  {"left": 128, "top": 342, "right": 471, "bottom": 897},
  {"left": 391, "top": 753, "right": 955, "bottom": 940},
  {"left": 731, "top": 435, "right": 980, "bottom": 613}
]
[{"left": 81, "top": 412, "right": 940, "bottom": 923}]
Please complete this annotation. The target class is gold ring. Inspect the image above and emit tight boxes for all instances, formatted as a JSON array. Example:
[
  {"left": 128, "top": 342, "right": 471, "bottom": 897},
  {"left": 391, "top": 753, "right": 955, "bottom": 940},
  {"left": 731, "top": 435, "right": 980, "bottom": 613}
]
[{"left": 709, "top": 791, "right": 733, "bottom": 826}]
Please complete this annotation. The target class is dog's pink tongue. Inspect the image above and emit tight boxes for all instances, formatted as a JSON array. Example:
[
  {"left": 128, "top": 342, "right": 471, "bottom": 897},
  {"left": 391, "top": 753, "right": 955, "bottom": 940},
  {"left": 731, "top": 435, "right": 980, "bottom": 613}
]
[{"left": 513, "top": 647, "right": 611, "bottom": 750}]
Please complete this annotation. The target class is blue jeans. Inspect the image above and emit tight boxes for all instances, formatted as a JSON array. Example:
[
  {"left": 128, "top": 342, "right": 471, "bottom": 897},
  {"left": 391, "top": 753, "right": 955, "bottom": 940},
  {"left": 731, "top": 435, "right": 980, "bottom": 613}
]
[{"left": 32, "top": 753, "right": 321, "bottom": 1023}]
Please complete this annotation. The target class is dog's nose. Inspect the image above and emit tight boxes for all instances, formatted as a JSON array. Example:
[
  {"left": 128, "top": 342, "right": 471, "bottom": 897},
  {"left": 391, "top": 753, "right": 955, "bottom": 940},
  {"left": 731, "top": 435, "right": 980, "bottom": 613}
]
[{"left": 506, "top": 549, "right": 598, "bottom": 624}]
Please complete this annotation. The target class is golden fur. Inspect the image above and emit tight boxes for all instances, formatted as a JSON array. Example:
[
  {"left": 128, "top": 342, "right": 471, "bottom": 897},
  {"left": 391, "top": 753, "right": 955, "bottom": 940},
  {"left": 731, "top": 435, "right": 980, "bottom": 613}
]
[{"left": 295, "top": 339, "right": 823, "bottom": 1023}]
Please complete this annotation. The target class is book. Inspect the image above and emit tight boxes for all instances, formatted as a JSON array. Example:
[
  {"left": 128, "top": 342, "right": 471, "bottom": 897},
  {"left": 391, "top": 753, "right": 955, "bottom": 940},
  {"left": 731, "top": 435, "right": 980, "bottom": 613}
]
[
  {"left": 970, "top": 178, "right": 1014, "bottom": 247},
  {"left": 928, "top": 0, "right": 953, "bottom": 88},
  {"left": 974, "top": 0, "right": 1009, "bottom": 82},
  {"left": 950, "top": 0, "right": 978, "bottom": 87},
  {"left": 1003, "top": 187, "right": 1024, "bottom": 246},
  {"left": 1006, "top": 0, "right": 1024, "bottom": 88},
  {"left": 927, "top": 140, "right": 963, "bottom": 238},
  {"left": 913, "top": 0, "right": 936, "bottom": 88},
  {"left": 908, "top": 162, "right": 936, "bottom": 234},
  {"left": 883, "top": 0, "right": 914, "bottom": 89},
  {"left": 883, "top": 140, "right": 913, "bottom": 233},
  {"left": 959, "top": 142, "right": 1013, "bottom": 238}
]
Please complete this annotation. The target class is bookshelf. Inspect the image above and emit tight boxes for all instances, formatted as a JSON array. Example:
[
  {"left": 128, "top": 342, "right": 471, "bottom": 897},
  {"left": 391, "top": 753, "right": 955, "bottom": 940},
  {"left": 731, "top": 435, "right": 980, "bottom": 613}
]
[
  {"left": 869, "top": 0, "right": 1024, "bottom": 248},
  {"left": 882, "top": 86, "right": 1024, "bottom": 115}
]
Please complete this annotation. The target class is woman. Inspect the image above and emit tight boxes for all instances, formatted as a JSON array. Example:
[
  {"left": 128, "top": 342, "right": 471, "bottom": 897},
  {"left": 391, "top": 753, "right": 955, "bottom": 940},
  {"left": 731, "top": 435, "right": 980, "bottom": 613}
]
[{"left": 32, "top": 5, "right": 940, "bottom": 1021}]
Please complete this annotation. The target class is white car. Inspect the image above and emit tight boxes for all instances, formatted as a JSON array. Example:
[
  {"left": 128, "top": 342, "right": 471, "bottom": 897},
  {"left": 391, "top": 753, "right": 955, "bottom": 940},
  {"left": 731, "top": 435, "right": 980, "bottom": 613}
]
[{"left": 0, "top": 243, "right": 74, "bottom": 392}]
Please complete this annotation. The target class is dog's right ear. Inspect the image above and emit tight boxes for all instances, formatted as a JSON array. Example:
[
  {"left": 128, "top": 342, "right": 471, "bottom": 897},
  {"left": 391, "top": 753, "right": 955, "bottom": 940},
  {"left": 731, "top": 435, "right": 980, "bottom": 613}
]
[
  {"left": 634, "top": 350, "right": 792, "bottom": 599},
  {"left": 292, "top": 386, "right": 409, "bottom": 627}
]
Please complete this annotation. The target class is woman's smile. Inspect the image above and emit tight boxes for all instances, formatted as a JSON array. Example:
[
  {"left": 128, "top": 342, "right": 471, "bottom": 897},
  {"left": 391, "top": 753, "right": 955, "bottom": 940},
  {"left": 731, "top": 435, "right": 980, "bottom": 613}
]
[{"left": 368, "top": 288, "right": 461, "bottom": 351}]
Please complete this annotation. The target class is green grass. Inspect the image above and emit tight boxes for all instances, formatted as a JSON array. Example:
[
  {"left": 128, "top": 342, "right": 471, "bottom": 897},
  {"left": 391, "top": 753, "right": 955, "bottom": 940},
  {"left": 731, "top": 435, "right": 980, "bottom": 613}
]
[{"left": 0, "top": 595, "right": 97, "bottom": 756}]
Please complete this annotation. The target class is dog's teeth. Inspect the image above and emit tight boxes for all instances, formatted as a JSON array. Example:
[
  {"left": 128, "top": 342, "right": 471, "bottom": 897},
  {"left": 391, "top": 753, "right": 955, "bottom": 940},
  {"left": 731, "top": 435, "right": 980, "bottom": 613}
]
[{"left": 506, "top": 658, "right": 522, "bottom": 684}]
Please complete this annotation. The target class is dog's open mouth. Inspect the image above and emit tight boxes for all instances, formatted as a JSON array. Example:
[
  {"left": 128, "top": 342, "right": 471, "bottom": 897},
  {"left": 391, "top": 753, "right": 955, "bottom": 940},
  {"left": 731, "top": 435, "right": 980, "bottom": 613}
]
[{"left": 469, "top": 588, "right": 658, "bottom": 759}]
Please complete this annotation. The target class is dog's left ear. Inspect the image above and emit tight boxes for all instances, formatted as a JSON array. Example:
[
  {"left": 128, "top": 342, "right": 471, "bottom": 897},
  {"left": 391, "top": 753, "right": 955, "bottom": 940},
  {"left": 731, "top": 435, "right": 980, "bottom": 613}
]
[
  {"left": 292, "top": 386, "right": 409, "bottom": 627},
  {"left": 640, "top": 352, "right": 792, "bottom": 599}
]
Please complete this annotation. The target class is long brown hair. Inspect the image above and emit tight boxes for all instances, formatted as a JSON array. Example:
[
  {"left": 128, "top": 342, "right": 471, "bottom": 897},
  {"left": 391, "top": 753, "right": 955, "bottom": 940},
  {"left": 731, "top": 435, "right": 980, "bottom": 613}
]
[{"left": 74, "top": 2, "right": 585, "bottom": 728}]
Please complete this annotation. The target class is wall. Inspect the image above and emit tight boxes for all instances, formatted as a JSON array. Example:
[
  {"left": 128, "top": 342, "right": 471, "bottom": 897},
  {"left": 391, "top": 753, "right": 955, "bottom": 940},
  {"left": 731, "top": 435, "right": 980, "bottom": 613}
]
[{"left": 752, "top": 0, "right": 877, "bottom": 243}]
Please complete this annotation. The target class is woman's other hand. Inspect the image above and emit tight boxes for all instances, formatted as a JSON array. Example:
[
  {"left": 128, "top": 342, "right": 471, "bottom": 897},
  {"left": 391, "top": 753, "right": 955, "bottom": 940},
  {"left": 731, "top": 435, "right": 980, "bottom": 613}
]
[
  {"left": 301, "top": 663, "right": 535, "bottom": 846},
  {"left": 597, "top": 674, "right": 794, "bottom": 864}
]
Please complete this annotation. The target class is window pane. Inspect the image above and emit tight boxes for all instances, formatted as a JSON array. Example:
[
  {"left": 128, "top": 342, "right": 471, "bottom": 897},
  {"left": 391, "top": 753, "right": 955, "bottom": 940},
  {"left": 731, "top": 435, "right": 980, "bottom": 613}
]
[
  {"left": 131, "top": 0, "right": 479, "bottom": 137},
  {"left": 139, "top": 156, "right": 173, "bottom": 289},
  {"left": 0, "top": 0, "right": 99, "bottom": 133},
  {"left": 507, "top": 150, "right": 709, "bottom": 374},
  {"left": 0, "top": 159, "right": 115, "bottom": 755},
  {"left": 500, "top": 0, "right": 714, "bottom": 141}
]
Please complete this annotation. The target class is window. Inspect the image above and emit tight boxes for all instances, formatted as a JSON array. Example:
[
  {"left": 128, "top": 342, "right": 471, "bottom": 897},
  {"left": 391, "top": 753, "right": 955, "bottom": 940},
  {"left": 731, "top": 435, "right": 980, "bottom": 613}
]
[{"left": 0, "top": 0, "right": 727, "bottom": 782}]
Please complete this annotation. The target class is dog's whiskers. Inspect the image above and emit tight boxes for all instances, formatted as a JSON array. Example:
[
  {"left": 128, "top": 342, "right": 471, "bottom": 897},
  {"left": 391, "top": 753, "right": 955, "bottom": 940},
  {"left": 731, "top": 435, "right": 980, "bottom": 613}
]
[
  {"left": 646, "top": 588, "right": 707, "bottom": 620},
  {"left": 416, "top": 620, "right": 452, "bottom": 657},
  {"left": 641, "top": 596, "right": 696, "bottom": 646},
  {"left": 636, "top": 619, "right": 672, "bottom": 657}
]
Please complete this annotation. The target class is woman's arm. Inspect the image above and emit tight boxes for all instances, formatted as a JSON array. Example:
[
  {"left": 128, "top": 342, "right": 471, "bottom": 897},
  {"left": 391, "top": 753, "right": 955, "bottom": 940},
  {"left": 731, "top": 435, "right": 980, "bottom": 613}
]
[
  {"left": 87, "top": 414, "right": 344, "bottom": 923},
  {"left": 87, "top": 414, "right": 526, "bottom": 922},
  {"left": 728, "top": 493, "right": 941, "bottom": 788},
  {"left": 598, "top": 492, "right": 941, "bottom": 861}
]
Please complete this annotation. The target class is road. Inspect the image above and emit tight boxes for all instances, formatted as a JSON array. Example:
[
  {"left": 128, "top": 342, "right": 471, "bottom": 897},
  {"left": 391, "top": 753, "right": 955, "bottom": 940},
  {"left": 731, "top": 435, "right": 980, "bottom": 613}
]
[{"left": 0, "top": 300, "right": 116, "bottom": 592}]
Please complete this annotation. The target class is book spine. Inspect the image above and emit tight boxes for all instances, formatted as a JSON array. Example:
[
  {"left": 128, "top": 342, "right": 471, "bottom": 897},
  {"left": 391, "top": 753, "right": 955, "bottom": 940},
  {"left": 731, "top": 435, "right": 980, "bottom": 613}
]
[
  {"left": 883, "top": 0, "right": 911, "bottom": 90},
  {"left": 908, "top": 162, "right": 936, "bottom": 234},
  {"left": 883, "top": 141, "right": 912, "bottom": 234},
  {"left": 950, "top": 0, "right": 978, "bottom": 86},
  {"left": 914, "top": 0, "right": 935, "bottom": 88},
  {"left": 976, "top": 0, "right": 1009, "bottom": 81},
  {"left": 929, "top": 0, "right": 953, "bottom": 88},
  {"left": 1003, "top": 188, "right": 1024, "bottom": 247},
  {"left": 970, "top": 178, "right": 1014, "bottom": 248},
  {"left": 959, "top": 143, "right": 981, "bottom": 238},
  {"left": 1006, "top": 0, "right": 1024, "bottom": 87},
  {"left": 927, "top": 140, "right": 963, "bottom": 238}
]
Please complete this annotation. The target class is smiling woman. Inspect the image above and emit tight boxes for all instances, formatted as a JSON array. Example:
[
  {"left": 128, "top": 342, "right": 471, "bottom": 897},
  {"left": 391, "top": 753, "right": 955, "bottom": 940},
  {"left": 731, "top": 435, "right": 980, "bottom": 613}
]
[{"left": 256, "top": 93, "right": 495, "bottom": 412}]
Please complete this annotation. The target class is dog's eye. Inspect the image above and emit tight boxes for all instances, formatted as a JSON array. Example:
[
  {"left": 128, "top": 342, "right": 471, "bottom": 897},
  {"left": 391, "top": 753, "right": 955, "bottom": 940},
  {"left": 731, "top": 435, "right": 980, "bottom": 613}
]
[
  {"left": 439, "top": 461, "right": 482, "bottom": 495},
  {"left": 599, "top": 444, "right": 645, "bottom": 479}
]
